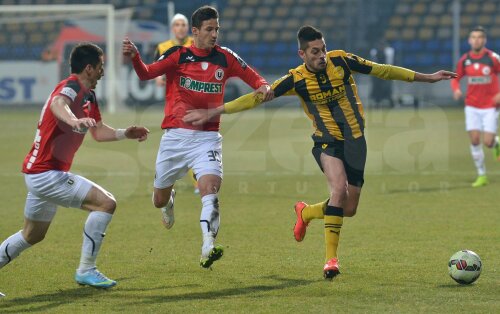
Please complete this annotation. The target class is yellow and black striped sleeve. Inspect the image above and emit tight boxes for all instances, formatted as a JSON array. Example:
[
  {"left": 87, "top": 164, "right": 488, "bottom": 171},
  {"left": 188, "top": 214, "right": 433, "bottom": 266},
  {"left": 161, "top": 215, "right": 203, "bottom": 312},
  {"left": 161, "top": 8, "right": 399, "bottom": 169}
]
[
  {"left": 224, "top": 92, "right": 264, "bottom": 114},
  {"left": 271, "top": 73, "right": 296, "bottom": 97},
  {"left": 224, "top": 73, "right": 296, "bottom": 114},
  {"left": 344, "top": 53, "right": 415, "bottom": 82}
]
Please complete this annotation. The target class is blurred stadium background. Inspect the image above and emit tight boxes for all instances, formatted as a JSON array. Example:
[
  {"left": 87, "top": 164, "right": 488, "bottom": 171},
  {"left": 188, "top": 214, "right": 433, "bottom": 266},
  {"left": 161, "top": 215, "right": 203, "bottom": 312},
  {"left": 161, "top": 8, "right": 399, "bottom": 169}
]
[
  {"left": 1, "top": 2, "right": 500, "bottom": 311},
  {"left": 1, "top": 0, "right": 498, "bottom": 111}
]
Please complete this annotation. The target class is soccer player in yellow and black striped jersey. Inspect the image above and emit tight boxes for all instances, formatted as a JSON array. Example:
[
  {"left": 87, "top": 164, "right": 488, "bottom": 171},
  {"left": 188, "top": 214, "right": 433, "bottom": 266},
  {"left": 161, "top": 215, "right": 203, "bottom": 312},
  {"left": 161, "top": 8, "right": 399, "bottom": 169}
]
[{"left": 183, "top": 26, "right": 456, "bottom": 279}]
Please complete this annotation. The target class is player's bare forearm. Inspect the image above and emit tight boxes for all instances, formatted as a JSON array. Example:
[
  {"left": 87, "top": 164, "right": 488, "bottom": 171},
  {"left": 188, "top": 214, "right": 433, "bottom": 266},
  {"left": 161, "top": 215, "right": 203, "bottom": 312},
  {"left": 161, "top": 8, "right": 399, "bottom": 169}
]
[
  {"left": 414, "top": 70, "right": 457, "bottom": 83},
  {"left": 91, "top": 122, "right": 150, "bottom": 142},
  {"left": 183, "top": 90, "right": 274, "bottom": 126},
  {"left": 90, "top": 122, "right": 118, "bottom": 142},
  {"left": 50, "top": 96, "right": 96, "bottom": 130},
  {"left": 183, "top": 106, "right": 224, "bottom": 126}
]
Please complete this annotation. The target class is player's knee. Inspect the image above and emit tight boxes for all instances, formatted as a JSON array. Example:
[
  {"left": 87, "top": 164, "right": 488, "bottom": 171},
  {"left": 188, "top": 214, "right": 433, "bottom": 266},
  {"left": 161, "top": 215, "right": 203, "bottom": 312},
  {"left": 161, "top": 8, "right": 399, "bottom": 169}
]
[
  {"left": 153, "top": 198, "right": 166, "bottom": 208},
  {"left": 101, "top": 195, "right": 116, "bottom": 214},
  {"left": 152, "top": 192, "right": 170, "bottom": 208},
  {"left": 471, "top": 138, "right": 481, "bottom": 146},
  {"left": 484, "top": 139, "right": 495, "bottom": 148},
  {"left": 198, "top": 182, "right": 220, "bottom": 197}
]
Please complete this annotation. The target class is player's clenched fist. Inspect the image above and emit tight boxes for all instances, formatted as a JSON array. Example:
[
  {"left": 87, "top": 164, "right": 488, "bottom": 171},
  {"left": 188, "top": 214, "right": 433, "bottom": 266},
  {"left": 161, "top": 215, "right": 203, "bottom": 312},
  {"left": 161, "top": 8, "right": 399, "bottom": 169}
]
[
  {"left": 125, "top": 126, "right": 150, "bottom": 142},
  {"left": 122, "top": 37, "right": 138, "bottom": 58}
]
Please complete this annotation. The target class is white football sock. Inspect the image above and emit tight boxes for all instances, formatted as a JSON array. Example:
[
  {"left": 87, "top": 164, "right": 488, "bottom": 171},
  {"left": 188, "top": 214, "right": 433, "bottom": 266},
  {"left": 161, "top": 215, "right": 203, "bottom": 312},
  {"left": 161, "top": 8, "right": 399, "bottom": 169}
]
[
  {"left": 200, "top": 194, "right": 220, "bottom": 238},
  {"left": 0, "top": 231, "right": 31, "bottom": 269},
  {"left": 78, "top": 211, "right": 112, "bottom": 274},
  {"left": 470, "top": 144, "right": 486, "bottom": 176}
]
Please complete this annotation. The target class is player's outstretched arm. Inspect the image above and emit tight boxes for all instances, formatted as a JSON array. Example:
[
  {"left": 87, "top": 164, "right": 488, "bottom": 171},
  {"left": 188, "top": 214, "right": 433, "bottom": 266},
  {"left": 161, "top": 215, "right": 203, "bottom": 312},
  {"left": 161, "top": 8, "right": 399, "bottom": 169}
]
[
  {"left": 50, "top": 95, "right": 96, "bottom": 131},
  {"left": 414, "top": 70, "right": 457, "bottom": 83},
  {"left": 183, "top": 91, "right": 269, "bottom": 126},
  {"left": 90, "top": 122, "right": 150, "bottom": 142},
  {"left": 184, "top": 73, "right": 296, "bottom": 126},
  {"left": 345, "top": 53, "right": 457, "bottom": 83}
]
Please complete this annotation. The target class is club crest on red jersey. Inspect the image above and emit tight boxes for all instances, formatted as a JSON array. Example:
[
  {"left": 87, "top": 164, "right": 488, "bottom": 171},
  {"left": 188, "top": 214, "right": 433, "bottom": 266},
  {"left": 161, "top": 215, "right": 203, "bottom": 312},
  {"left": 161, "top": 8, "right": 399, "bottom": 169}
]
[{"left": 215, "top": 69, "right": 224, "bottom": 80}]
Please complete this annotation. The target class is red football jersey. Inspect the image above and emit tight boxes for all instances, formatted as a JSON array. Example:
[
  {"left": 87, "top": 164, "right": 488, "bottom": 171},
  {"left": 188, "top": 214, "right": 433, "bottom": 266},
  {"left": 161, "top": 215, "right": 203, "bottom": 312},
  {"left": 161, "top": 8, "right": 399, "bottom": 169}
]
[
  {"left": 451, "top": 48, "right": 500, "bottom": 109},
  {"left": 132, "top": 44, "right": 267, "bottom": 131},
  {"left": 22, "top": 74, "right": 102, "bottom": 174}
]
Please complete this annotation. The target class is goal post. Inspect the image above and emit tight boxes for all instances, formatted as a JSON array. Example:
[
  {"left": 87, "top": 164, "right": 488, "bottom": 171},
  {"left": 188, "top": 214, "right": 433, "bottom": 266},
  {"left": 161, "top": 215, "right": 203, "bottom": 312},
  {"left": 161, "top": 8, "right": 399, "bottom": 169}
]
[{"left": 0, "top": 4, "right": 132, "bottom": 113}]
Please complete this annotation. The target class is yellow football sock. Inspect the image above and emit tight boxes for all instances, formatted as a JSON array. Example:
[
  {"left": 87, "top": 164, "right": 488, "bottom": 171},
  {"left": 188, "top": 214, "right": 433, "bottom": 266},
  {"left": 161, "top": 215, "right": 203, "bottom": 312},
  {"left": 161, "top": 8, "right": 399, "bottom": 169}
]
[
  {"left": 324, "top": 206, "right": 343, "bottom": 262},
  {"left": 302, "top": 200, "right": 327, "bottom": 222}
]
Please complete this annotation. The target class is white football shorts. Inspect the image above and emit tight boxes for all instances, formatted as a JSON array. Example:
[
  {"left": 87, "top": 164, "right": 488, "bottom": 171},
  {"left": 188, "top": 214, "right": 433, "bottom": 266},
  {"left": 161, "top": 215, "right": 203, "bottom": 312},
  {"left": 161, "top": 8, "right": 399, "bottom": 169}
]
[
  {"left": 464, "top": 106, "right": 499, "bottom": 134},
  {"left": 154, "top": 128, "right": 223, "bottom": 189},
  {"left": 24, "top": 170, "right": 94, "bottom": 222}
]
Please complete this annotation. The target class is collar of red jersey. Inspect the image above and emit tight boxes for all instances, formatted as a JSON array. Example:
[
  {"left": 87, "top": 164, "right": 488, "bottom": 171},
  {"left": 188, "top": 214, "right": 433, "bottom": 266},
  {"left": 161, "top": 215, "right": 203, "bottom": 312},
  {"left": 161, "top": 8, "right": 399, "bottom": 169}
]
[{"left": 189, "top": 44, "right": 216, "bottom": 57}]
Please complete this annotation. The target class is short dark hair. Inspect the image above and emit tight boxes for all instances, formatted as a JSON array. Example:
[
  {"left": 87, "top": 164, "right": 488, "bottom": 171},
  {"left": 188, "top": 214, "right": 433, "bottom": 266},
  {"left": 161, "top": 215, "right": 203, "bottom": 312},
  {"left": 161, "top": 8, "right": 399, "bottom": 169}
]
[
  {"left": 470, "top": 25, "right": 487, "bottom": 37},
  {"left": 69, "top": 42, "right": 103, "bottom": 74},
  {"left": 191, "top": 6, "right": 218, "bottom": 29},
  {"left": 297, "top": 25, "right": 323, "bottom": 50}
]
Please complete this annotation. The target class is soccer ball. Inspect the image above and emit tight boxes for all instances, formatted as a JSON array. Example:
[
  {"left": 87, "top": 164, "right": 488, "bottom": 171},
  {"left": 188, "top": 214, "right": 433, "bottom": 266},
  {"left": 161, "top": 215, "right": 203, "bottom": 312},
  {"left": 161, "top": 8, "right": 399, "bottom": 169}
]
[{"left": 448, "top": 250, "right": 482, "bottom": 285}]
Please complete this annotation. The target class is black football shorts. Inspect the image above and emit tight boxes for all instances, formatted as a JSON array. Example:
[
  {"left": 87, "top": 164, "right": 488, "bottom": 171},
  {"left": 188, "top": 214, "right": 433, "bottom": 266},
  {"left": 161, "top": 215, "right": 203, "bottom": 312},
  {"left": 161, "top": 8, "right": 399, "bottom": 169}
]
[{"left": 311, "top": 136, "right": 367, "bottom": 187}]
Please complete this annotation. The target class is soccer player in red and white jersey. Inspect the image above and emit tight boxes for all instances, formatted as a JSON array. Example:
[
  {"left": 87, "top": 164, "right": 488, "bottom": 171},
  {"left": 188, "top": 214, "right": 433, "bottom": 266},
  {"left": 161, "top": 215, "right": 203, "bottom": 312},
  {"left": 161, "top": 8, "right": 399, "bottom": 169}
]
[
  {"left": 451, "top": 26, "right": 500, "bottom": 187},
  {"left": 123, "top": 6, "right": 272, "bottom": 268},
  {"left": 0, "top": 43, "right": 149, "bottom": 291}
]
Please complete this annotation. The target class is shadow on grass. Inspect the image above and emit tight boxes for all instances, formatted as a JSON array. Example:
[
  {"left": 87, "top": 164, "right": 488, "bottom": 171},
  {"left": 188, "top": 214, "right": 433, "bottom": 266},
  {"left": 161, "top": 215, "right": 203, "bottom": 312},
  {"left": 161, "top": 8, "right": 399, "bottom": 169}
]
[
  {"left": 0, "top": 285, "right": 107, "bottom": 313},
  {"left": 126, "top": 275, "right": 315, "bottom": 306},
  {"left": 386, "top": 184, "right": 470, "bottom": 194},
  {"left": 0, "top": 275, "right": 314, "bottom": 311},
  {"left": 0, "top": 277, "right": 196, "bottom": 313},
  {"left": 436, "top": 283, "right": 475, "bottom": 289}
]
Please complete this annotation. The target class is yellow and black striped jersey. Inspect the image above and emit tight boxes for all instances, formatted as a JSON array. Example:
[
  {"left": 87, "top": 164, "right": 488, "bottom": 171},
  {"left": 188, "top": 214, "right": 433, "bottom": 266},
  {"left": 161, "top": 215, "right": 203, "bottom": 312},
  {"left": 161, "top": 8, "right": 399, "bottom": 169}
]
[
  {"left": 154, "top": 36, "right": 193, "bottom": 60},
  {"left": 272, "top": 50, "right": 415, "bottom": 141}
]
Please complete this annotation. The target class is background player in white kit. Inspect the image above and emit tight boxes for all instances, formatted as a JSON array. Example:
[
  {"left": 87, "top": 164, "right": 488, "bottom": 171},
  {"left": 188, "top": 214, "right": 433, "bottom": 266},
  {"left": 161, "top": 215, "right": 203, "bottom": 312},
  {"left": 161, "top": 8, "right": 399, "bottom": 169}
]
[{"left": 0, "top": 43, "right": 149, "bottom": 292}]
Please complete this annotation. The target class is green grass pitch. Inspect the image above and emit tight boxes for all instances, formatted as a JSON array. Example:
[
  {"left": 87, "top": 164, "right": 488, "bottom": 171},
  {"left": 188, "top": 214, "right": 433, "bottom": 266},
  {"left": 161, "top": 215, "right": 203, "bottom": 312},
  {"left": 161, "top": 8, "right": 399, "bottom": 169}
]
[{"left": 0, "top": 106, "right": 499, "bottom": 313}]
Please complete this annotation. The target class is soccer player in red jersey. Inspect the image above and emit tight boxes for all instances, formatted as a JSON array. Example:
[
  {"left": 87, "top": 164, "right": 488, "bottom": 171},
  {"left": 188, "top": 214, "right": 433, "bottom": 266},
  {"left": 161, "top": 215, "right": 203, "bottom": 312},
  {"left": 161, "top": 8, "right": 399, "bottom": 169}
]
[
  {"left": 451, "top": 26, "right": 500, "bottom": 187},
  {"left": 123, "top": 6, "right": 272, "bottom": 268},
  {"left": 0, "top": 43, "right": 149, "bottom": 291}
]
